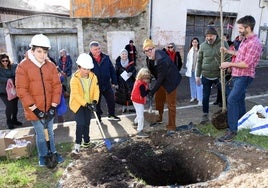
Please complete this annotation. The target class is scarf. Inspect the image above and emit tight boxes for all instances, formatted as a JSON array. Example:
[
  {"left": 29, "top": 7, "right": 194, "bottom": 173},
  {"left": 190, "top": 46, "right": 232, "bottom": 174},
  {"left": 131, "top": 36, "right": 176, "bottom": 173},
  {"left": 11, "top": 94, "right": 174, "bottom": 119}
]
[
  {"left": 166, "top": 50, "right": 176, "bottom": 63},
  {"left": 120, "top": 60, "right": 129, "bottom": 68}
]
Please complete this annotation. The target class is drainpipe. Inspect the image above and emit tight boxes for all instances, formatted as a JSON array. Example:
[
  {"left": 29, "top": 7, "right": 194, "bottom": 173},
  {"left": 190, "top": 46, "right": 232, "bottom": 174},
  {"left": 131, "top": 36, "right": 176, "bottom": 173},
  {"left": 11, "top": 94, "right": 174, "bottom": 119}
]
[{"left": 149, "top": 0, "right": 153, "bottom": 39}]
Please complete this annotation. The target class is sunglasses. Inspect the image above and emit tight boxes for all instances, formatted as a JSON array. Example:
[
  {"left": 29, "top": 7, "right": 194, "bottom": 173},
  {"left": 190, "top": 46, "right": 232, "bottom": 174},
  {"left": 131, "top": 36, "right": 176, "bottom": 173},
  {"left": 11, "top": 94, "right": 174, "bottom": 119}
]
[
  {"left": 143, "top": 48, "right": 154, "bottom": 53},
  {"left": 1, "top": 59, "right": 9, "bottom": 63},
  {"left": 167, "top": 46, "right": 174, "bottom": 49}
]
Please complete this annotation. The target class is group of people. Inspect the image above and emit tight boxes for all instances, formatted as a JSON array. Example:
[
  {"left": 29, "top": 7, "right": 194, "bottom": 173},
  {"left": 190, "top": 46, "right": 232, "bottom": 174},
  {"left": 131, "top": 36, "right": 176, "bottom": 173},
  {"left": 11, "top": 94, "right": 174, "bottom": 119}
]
[
  {"left": 186, "top": 15, "right": 262, "bottom": 142},
  {"left": 0, "top": 14, "right": 262, "bottom": 166}
]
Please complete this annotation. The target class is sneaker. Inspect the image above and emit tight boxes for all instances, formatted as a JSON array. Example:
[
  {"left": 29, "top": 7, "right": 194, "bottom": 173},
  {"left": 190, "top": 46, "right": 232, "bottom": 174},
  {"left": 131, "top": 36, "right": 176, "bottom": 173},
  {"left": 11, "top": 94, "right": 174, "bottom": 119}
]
[
  {"left": 81, "top": 142, "right": 95, "bottom": 148},
  {"left": 136, "top": 131, "right": 149, "bottom": 138},
  {"left": 72, "top": 144, "right": 80, "bottom": 154},
  {"left": 39, "top": 156, "right": 45, "bottom": 167},
  {"left": 132, "top": 122, "right": 138, "bottom": 128},
  {"left": 166, "top": 130, "right": 176, "bottom": 136},
  {"left": 54, "top": 153, "right": 64, "bottom": 163},
  {"left": 218, "top": 130, "right": 237, "bottom": 142},
  {"left": 200, "top": 113, "right": 209, "bottom": 125},
  {"left": 108, "top": 115, "right": 121, "bottom": 121},
  {"left": 190, "top": 98, "right": 196, "bottom": 103},
  {"left": 198, "top": 101, "right": 202, "bottom": 106},
  {"left": 72, "top": 149, "right": 79, "bottom": 155}
]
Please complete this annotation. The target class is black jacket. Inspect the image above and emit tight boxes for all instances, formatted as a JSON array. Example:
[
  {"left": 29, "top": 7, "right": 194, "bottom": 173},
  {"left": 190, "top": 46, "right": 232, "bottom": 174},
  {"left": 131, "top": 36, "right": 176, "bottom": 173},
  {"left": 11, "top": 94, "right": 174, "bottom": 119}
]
[{"left": 147, "top": 50, "right": 181, "bottom": 95}]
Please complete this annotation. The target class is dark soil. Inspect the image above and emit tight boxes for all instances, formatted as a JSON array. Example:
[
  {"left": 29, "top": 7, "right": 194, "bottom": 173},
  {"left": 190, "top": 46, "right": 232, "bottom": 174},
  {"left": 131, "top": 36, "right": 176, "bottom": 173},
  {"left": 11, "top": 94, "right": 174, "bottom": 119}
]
[{"left": 59, "top": 128, "right": 268, "bottom": 188}]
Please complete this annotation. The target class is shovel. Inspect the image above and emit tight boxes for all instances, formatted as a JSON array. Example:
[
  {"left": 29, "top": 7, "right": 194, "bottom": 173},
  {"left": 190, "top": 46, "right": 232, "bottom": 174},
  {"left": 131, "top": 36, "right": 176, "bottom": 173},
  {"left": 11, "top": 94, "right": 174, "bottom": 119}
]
[
  {"left": 144, "top": 96, "right": 160, "bottom": 124},
  {"left": 93, "top": 111, "right": 112, "bottom": 150},
  {"left": 43, "top": 121, "right": 58, "bottom": 169}
]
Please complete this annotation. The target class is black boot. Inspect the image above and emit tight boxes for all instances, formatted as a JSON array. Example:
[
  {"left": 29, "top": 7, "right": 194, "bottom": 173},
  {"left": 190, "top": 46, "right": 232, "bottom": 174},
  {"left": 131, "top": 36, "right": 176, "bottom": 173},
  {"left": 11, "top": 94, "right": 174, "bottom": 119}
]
[
  {"left": 7, "top": 119, "right": 15, "bottom": 129},
  {"left": 12, "top": 118, "right": 23, "bottom": 126}
]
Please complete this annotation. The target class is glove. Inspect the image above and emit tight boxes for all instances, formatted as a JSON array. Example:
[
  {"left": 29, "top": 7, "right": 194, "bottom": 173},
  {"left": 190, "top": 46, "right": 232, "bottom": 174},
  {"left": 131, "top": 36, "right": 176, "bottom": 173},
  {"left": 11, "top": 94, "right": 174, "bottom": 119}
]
[
  {"left": 33, "top": 108, "right": 46, "bottom": 119},
  {"left": 147, "top": 90, "right": 153, "bottom": 100},
  {"left": 86, "top": 100, "right": 97, "bottom": 112},
  {"left": 46, "top": 106, "right": 56, "bottom": 121}
]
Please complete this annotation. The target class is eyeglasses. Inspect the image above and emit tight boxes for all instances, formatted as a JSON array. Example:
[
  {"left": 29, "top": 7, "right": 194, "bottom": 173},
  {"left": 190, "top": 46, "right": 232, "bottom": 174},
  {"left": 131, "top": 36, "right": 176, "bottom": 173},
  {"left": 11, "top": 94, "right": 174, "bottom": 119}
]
[
  {"left": 1, "top": 59, "right": 9, "bottom": 63},
  {"left": 143, "top": 48, "right": 154, "bottom": 53},
  {"left": 167, "top": 46, "right": 173, "bottom": 49}
]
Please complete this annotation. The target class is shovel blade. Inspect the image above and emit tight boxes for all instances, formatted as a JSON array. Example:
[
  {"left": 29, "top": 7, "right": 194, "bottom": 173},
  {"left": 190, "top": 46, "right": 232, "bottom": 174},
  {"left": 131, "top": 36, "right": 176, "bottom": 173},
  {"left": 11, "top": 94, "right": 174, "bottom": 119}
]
[
  {"left": 44, "top": 153, "right": 58, "bottom": 169},
  {"left": 104, "top": 138, "right": 112, "bottom": 150}
]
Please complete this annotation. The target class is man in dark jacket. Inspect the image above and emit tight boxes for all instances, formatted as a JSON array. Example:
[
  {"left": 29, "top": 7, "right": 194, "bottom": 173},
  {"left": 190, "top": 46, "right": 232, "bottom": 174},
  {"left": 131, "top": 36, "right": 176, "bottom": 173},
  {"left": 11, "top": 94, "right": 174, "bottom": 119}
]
[
  {"left": 144, "top": 39, "right": 181, "bottom": 135},
  {"left": 125, "top": 40, "right": 137, "bottom": 65},
  {"left": 89, "top": 41, "right": 120, "bottom": 122}
]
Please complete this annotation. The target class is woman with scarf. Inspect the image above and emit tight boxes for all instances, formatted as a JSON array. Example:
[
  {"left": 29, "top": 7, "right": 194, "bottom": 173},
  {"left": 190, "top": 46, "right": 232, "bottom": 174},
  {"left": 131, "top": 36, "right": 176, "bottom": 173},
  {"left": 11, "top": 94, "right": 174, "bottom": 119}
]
[
  {"left": 115, "top": 49, "right": 136, "bottom": 113},
  {"left": 164, "top": 42, "right": 183, "bottom": 74}
]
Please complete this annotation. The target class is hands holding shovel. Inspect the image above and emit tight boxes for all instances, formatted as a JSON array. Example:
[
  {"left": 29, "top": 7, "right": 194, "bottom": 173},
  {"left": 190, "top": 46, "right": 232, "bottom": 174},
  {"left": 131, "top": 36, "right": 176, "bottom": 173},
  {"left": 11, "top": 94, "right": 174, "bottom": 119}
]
[{"left": 86, "top": 100, "right": 97, "bottom": 112}]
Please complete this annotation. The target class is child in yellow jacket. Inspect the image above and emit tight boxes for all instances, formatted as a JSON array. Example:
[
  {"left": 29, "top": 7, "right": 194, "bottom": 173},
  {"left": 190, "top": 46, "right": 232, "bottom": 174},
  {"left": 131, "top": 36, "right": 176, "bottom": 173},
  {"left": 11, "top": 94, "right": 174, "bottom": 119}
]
[{"left": 69, "top": 53, "right": 99, "bottom": 154}]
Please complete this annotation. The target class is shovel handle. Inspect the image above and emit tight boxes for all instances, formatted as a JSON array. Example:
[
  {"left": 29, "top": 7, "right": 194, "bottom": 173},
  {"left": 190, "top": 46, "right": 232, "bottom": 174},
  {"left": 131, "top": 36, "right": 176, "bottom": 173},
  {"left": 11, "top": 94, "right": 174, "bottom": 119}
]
[{"left": 44, "top": 129, "right": 49, "bottom": 142}]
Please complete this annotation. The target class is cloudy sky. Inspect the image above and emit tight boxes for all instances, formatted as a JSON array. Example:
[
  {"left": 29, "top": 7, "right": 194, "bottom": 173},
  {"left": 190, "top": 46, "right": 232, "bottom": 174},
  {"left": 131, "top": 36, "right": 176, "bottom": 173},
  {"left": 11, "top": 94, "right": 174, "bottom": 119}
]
[{"left": 27, "top": 0, "right": 70, "bottom": 10}]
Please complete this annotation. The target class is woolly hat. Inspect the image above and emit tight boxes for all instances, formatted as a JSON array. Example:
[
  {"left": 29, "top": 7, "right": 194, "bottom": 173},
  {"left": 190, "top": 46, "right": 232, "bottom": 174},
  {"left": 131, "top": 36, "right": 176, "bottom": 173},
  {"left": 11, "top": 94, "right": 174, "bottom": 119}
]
[
  {"left": 120, "top": 49, "right": 128, "bottom": 54},
  {"left": 205, "top": 26, "right": 218, "bottom": 35},
  {"left": 143, "top": 39, "right": 155, "bottom": 50}
]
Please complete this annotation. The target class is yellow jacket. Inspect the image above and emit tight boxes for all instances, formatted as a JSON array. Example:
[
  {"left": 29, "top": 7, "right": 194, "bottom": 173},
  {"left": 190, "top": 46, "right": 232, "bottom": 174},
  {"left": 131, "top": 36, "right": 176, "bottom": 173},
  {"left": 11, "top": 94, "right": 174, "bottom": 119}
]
[{"left": 69, "top": 70, "right": 99, "bottom": 113}]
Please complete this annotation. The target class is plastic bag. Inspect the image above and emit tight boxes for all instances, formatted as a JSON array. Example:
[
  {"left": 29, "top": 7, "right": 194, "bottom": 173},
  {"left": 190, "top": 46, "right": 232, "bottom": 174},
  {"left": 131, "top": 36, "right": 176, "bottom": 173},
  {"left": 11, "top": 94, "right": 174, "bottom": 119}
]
[
  {"left": 238, "top": 105, "right": 268, "bottom": 136},
  {"left": 6, "top": 79, "right": 17, "bottom": 101}
]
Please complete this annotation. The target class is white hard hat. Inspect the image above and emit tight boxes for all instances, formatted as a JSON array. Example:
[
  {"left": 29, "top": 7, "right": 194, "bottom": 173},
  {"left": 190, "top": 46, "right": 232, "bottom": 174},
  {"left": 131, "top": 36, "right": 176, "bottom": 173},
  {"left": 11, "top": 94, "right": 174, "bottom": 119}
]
[
  {"left": 76, "top": 53, "right": 94, "bottom": 69},
  {"left": 29, "top": 34, "right": 51, "bottom": 49}
]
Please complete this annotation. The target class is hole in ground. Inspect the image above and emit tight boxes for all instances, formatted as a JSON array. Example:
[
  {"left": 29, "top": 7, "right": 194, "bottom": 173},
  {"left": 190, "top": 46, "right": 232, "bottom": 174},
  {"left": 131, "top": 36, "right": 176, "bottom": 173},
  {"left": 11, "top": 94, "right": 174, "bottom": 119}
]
[{"left": 124, "top": 142, "right": 227, "bottom": 186}]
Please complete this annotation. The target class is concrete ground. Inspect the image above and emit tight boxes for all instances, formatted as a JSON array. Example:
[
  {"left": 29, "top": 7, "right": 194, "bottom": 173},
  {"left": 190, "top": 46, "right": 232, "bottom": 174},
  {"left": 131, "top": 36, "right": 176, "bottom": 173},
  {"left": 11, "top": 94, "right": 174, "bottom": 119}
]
[{"left": 2, "top": 94, "right": 267, "bottom": 145}]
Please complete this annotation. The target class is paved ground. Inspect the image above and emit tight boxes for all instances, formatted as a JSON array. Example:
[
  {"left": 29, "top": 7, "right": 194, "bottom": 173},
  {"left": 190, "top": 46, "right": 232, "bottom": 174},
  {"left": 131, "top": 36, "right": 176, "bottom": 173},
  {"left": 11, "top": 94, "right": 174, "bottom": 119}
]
[{"left": 1, "top": 93, "right": 268, "bottom": 145}]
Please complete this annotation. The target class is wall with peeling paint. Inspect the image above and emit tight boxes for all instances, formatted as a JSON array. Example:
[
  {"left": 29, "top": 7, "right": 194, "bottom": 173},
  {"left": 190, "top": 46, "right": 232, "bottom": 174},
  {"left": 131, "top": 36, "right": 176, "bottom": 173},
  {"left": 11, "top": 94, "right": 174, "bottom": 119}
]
[{"left": 70, "top": 0, "right": 149, "bottom": 18}]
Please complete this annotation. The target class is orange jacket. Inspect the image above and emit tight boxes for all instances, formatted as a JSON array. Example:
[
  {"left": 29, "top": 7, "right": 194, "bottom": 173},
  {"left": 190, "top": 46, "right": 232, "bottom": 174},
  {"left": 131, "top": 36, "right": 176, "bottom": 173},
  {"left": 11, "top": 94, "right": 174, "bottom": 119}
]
[{"left": 16, "top": 54, "right": 62, "bottom": 121}]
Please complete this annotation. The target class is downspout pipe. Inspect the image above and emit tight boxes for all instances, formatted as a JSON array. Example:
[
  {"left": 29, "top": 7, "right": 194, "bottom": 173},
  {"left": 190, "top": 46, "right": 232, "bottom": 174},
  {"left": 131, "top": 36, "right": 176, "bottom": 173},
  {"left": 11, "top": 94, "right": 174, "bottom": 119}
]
[{"left": 149, "top": 0, "right": 153, "bottom": 39}]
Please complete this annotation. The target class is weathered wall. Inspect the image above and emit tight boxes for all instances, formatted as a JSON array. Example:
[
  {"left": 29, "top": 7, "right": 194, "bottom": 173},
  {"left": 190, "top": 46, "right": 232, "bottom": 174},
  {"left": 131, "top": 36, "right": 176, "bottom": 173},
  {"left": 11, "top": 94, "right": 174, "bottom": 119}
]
[
  {"left": 3, "top": 14, "right": 82, "bottom": 64},
  {"left": 82, "top": 11, "right": 149, "bottom": 67},
  {"left": 71, "top": 0, "right": 149, "bottom": 18},
  {"left": 0, "top": 28, "right": 6, "bottom": 53}
]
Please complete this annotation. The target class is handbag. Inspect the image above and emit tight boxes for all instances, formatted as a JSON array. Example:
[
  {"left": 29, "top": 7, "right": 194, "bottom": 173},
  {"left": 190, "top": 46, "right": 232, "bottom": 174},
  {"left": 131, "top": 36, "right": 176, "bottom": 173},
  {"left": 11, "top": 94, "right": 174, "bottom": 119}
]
[{"left": 6, "top": 79, "right": 17, "bottom": 101}]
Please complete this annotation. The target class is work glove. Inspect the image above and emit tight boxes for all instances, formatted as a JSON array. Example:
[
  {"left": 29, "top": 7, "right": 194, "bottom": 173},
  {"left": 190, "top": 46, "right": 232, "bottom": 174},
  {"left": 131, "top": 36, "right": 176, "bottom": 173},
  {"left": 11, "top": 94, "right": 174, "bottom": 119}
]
[
  {"left": 32, "top": 108, "right": 46, "bottom": 119},
  {"left": 86, "top": 100, "right": 97, "bottom": 112},
  {"left": 46, "top": 106, "right": 56, "bottom": 122}
]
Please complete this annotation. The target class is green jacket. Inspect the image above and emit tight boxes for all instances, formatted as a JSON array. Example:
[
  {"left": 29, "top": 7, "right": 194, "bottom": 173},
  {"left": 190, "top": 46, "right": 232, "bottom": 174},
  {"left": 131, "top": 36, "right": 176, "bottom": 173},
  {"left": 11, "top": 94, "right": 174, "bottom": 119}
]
[{"left": 196, "top": 37, "right": 231, "bottom": 78}]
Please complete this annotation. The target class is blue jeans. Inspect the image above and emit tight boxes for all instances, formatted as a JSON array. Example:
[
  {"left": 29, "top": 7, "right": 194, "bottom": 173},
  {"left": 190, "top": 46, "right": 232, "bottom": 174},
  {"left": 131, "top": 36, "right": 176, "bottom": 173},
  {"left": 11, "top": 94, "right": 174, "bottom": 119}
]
[
  {"left": 31, "top": 118, "right": 56, "bottom": 157},
  {"left": 74, "top": 106, "right": 92, "bottom": 144},
  {"left": 227, "top": 76, "right": 253, "bottom": 132},
  {"left": 189, "top": 72, "right": 203, "bottom": 101},
  {"left": 189, "top": 72, "right": 197, "bottom": 99},
  {"left": 201, "top": 77, "right": 221, "bottom": 114}
]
